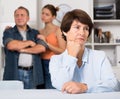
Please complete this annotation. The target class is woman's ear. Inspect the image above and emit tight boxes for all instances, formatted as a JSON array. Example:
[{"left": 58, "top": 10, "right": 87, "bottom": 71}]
[{"left": 52, "top": 15, "right": 56, "bottom": 20}]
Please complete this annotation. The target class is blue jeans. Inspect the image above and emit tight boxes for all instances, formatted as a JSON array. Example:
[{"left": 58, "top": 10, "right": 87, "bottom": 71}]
[
  {"left": 18, "top": 69, "right": 34, "bottom": 89},
  {"left": 42, "top": 59, "right": 55, "bottom": 89}
]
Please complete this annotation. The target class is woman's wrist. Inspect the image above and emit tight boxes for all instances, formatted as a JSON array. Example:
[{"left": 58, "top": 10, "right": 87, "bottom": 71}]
[{"left": 81, "top": 83, "right": 88, "bottom": 93}]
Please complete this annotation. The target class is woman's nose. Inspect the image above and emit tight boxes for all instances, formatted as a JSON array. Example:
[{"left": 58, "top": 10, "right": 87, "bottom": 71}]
[{"left": 78, "top": 28, "right": 85, "bottom": 35}]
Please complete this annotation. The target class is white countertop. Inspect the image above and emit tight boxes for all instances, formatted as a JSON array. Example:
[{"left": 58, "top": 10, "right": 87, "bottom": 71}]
[{"left": 0, "top": 89, "right": 120, "bottom": 99}]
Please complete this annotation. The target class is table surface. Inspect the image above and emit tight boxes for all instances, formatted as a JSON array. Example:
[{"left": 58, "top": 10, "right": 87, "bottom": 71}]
[{"left": 0, "top": 89, "right": 120, "bottom": 99}]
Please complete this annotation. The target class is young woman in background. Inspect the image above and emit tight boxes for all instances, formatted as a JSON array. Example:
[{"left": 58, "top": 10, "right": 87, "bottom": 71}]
[{"left": 37, "top": 4, "right": 66, "bottom": 89}]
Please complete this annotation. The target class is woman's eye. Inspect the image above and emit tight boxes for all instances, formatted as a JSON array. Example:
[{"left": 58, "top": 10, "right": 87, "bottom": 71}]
[
  {"left": 74, "top": 26, "right": 80, "bottom": 29},
  {"left": 73, "top": 25, "right": 89, "bottom": 31},
  {"left": 84, "top": 27, "right": 89, "bottom": 31}
]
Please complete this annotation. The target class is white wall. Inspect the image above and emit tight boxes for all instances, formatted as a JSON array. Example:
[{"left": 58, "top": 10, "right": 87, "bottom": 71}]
[
  {"left": 37, "top": 0, "right": 92, "bottom": 28},
  {"left": 0, "top": 0, "right": 37, "bottom": 23}
]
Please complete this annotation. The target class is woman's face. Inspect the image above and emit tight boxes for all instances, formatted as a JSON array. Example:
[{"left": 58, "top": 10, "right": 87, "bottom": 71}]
[
  {"left": 66, "top": 20, "right": 89, "bottom": 46},
  {"left": 41, "top": 8, "right": 55, "bottom": 23}
]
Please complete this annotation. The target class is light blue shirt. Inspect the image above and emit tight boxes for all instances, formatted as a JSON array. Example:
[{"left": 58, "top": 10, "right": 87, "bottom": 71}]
[{"left": 49, "top": 48, "right": 120, "bottom": 93}]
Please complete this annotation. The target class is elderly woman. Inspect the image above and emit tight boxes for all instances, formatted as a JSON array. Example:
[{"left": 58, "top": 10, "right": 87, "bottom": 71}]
[{"left": 49, "top": 9, "right": 120, "bottom": 94}]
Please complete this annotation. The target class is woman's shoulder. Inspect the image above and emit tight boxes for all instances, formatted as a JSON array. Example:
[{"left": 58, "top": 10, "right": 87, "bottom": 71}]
[
  {"left": 55, "top": 25, "right": 60, "bottom": 29},
  {"left": 88, "top": 48, "right": 106, "bottom": 58},
  {"left": 93, "top": 49, "right": 105, "bottom": 54},
  {"left": 53, "top": 25, "right": 59, "bottom": 32},
  {"left": 55, "top": 26, "right": 62, "bottom": 35}
]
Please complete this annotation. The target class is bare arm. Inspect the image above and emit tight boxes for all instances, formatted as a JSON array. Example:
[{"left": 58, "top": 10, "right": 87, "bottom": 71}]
[
  {"left": 47, "top": 28, "right": 66, "bottom": 54},
  {"left": 38, "top": 28, "right": 66, "bottom": 54},
  {"left": 19, "top": 44, "right": 46, "bottom": 54},
  {"left": 7, "top": 40, "right": 36, "bottom": 51}
]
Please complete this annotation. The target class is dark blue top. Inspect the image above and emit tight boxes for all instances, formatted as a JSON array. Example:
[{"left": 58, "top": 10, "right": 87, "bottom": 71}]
[{"left": 2, "top": 25, "right": 46, "bottom": 87}]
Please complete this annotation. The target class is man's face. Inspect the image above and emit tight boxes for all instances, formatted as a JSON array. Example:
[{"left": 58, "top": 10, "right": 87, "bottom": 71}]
[{"left": 14, "top": 9, "right": 29, "bottom": 27}]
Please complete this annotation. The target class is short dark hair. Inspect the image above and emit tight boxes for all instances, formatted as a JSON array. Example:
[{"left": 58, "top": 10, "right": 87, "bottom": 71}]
[
  {"left": 60, "top": 9, "right": 93, "bottom": 41},
  {"left": 14, "top": 6, "right": 29, "bottom": 16}
]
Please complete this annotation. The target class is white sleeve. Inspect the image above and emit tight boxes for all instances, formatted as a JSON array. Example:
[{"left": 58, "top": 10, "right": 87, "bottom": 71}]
[
  {"left": 87, "top": 51, "right": 120, "bottom": 92},
  {"left": 49, "top": 53, "right": 77, "bottom": 90}
]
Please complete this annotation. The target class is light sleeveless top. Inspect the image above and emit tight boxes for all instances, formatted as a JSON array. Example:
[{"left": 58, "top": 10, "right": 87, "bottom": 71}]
[{"left": 41, "top": 32, "right": 59, "bottom": 59}]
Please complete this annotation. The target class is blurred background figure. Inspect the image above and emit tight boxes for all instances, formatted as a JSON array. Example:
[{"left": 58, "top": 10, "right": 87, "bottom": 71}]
[
  {"left": 37, "top": 4, "right": 66, "bottom": 89},
  {"left": 3, "top": 6, "right": 48, "bottom": 89}
]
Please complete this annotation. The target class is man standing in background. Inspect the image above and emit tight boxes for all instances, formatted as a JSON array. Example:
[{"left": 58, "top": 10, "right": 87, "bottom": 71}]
[{"left": 2, "top": 6, "right": 48, "bottom": 89}]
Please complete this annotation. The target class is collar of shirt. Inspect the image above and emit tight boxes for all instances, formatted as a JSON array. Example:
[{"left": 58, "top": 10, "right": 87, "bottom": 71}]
[
  {"left": 13, "top": 25, "right": 32, "bottom": 33},
  {"left": 65, "top": 47, "right": 90, "bottom": 66},
  {"left": 82, "top": 47, "right": 89, "bottom": 64}
]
